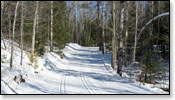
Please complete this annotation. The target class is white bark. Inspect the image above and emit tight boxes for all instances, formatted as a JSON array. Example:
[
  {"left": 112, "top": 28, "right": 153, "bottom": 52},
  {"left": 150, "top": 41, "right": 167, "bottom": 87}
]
[
  {"left": 137, "top": 12, "right": 169, "bottom": 42},
  {"left": 1, "top": 1, "right": 4, "bottom": 34},
  {"left": 124, "top": 1, "right": 129, "bottom": 66},
  {"left": 31, "top": 1, "right": 39, "bottom": 56},
  {"left": 50, "top": 1, "right": 53, "bottom": 51},
  {"left": 117, "top": 1, "right": 125, "bottom": 77},
  {"left": 111, "top": 1, "right": 117, "bottom": 71},
  {"left": 1, "top": 1, "right": 7, "bottom": 50},
  {"left": 102, "top": 1, "right": 105, "bottom": 54},
  {"left": 76, "top": 5, "right": 78, "bottom": 43},
  {"left": 130, "top": 7, "right": 169, "bottom": 67},
  {"left": 10, "top": 1, "right": 19, "bottom": 68},
  {"left": 8, "top": 10, "right": 11, "bottom": 48},
  {"left": 132, "top": 2, "right": 138, "bottom": 64},
  {"left": 20, "top": 1, "right": 24, "bottom": 65}
]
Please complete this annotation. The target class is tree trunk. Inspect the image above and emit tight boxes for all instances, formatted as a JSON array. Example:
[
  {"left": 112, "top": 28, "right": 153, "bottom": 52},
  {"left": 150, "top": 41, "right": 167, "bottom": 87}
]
[
  {"left": 101, "top": 1, "right": 105, "bottom": 54},
  {"left": 8, "top": 10, "right": 11, "bottom": 48},
  {"left": 47, "top": 9, "right": 50, "bottom": 52},
  {"left": 10, "top": 1, "right": 19, "bottom": 68},
  {"left": 117, "top": 1, "right": 124, "bottom": 77},
  {"left": 50, "top": 1, "right": 53, "bottom": 51},
  {"left": 20, "top": 1, "right": 24, "bottom": 65},
  {"left": 124, "top": 1, "right": 129, "bottom": 67},
  {"left": 97, "top": 1, "right": 101, "bottom": 51},
  {"left": 111, "top": 1, "right": 117, "bottom": 71},
  {"left": 1, "top": 1, "right": 7, "bottom": 50},
  {"left": 31, "top": 1, "right": 39, "bottom": 57},
  {"left": 1, "top": 1, "right": 4, "bottom": 35},
  {"left": 157, "top": 1, "right": 160, "bottom": 59},
  {"left": 150, "top": 1, "right": 154, "bottom": 50},
  {"left": 1, "top": 1, "right": 4, "bottom": 36},
  {"left": 132, "top": 1, "right": 138, "bottom": 64},
  {"left": 76, "top": 5, "right": 78, "bottom": 43}
]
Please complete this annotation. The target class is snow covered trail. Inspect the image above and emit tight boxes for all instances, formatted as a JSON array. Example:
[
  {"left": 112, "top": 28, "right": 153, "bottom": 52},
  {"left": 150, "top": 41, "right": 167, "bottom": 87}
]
[
  {"left": 1, "top": 41, "right": 168, "bottom": 94},
  {"left": 53, "top": 43, "right": 167, "bottom": 94}
]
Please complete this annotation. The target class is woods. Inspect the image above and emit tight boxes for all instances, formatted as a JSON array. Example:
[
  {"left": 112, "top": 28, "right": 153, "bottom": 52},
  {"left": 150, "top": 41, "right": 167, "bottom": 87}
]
[{"left": 1, "top": 1, "right": 170, "bottom": 94}]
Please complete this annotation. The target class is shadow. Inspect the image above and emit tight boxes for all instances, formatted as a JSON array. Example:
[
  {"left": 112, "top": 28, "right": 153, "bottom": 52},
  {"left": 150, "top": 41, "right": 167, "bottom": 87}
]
[{"left": 67, "top": 45, "right": 98, "bottom": 54}]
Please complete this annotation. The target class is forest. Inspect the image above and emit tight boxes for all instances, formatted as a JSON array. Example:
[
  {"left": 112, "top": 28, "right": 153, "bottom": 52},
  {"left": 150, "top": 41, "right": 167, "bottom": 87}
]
[{"left": 1, "top": 1, "right": 169, "bottom": 94}]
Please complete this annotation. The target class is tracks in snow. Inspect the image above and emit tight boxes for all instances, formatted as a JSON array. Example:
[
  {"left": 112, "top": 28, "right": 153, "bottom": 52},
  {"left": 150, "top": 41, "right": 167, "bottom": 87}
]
[
  {"left": 80, "top": 65, "right": 96, "bottom": 94},
  {"left": 56, "top": 47, "right": 103, "bottom": 94},
  {"left": 59, "top": 69, "right": 67, "bottom": 94}
]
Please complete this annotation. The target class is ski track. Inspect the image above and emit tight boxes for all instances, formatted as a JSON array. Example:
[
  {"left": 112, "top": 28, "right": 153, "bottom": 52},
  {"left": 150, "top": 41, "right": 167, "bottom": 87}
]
[
  {"left": 59, "top": 69, "right": 66, "bottom": 94},
  {"left": 81, "top": 65, "right": 96, "bottom": 94}
]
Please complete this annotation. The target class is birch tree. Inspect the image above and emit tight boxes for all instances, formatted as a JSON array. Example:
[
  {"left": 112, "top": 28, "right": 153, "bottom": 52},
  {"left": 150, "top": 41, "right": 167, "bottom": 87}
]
[
  {"left": 10, "top": 1, "right": 19, "bottom": 68},
  {"left": 8, "top": 8, "right": 11, "bottom": 48},
  {"left": 132, "top": 2, "right": 138, "bottom": 64},
  {"left": 97, "top": 1, "right": 100, "bottom": 51},
  {"left": 50, "top": 1, "right": 53, "bottom": 51},
  {"left": 1, "top": 1, "right": 7, "bottom": 50},
  {"left": 1, "top": 1, "right": 4, "bottom": 36},
  {"left": 101, "top": 1, "right": 105, "bottom": 54},
  {"left": 20, "top": 1, "right": 24, "bottom": 65},
  {"left": 124, "top": 1, "right": 129, "bottom": 66},
  {"left": 31, "top": 1, "right": 39, "bottom": 58},
  {"left": 111, "top": 1, "right": 117, "bottom": 71},
  {"left": 117, "top": 1, "right": 124, "bottom": 77}
]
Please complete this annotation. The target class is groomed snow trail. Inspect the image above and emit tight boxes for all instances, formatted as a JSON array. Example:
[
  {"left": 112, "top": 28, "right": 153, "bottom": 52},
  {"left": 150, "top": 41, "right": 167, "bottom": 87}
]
[
  {"left": 51, "top": 43, "right": 167, "bottom": 94},
  {"left": 1, "top": 41, "right": 168, "bottom": 94}
]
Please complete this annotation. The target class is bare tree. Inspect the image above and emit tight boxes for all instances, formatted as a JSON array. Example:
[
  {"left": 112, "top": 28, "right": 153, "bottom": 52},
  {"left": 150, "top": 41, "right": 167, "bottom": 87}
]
[
  {"left": 8, "top": 8, "right": 11, "bottom": 48},
  {"left": 31, "top": 1, "right": 39, "bottom": 57},
  {"left": 1, "top": 1, "right": 7, "bottom": 50},
  {"left": 50, "top": 1, "right": 53, "bottom": 51},
  {"left": 97, "top": 1, "right": 101, "bottom": 51},
  {"left": 117, "top": 1, "right": 124, "bottom": 77},
  {"left": 20, "top": 1, "right": 24, "bottom": 65},
  {"left": 1, "top": 1, "right": 4, "bottom": 36},
  {"left": 132, "top": 1, "right": 138, "bottom": 64},
  {"left": 124, "top": 1, "right": 129, "bottom": 67},
  {"left": 101, "top": 1, "right": 105, "bottom": 54},
  {"left": 10, "top": 1, "right": 19, "bottom": 68},
  {"left": 111, "top": 1, "right": 117, "bottom": 71}
]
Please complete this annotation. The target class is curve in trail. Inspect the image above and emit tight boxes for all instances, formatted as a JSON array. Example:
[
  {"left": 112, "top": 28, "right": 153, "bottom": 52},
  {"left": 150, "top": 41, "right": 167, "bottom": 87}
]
[{"left": 97, "top": 51, "right": 116, "bottom": 76}]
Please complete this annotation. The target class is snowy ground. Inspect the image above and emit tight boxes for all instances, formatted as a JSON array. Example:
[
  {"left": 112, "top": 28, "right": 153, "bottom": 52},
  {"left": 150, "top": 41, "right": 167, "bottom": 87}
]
[{"left": 1, "top": 40, "right": 168, "bottom": 94}]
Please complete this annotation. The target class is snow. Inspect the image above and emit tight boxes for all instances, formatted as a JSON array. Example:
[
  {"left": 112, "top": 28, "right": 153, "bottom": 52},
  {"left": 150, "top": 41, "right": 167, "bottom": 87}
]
[{"left": 1, "top": 40, "right": 168, "bottom": 94}]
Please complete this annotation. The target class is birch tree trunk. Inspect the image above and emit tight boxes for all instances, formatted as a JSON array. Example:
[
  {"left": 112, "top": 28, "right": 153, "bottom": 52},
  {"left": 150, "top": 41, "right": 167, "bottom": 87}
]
[
  {"left": 76, "top": 5, "right": 78, "bottom": 43},
  {"left": 157, "top": 1, "right": 160, "bottom": 58},
  {"left": 97, "top": 1, "right": 101, "bottom": 51},
  {"left": 124, "top": 1, "right": 129, "bottom": 67},
  {"left": 20, "top": 1, "right": 24, "bottom": 65},
  {"left": 1, "top": 1, "right": 7, "bottom": 50},
  {"left": 10, "top": 1, "right": 19, "bottom": 68},
  {"left": 111, "top": 1, "right": 117, "bottom": 71},
  {"left": 31, "top": 1, "right": 39, "bottom": 57},
  {"left": 150, "top": 1, "right": 154, "bottom": 50},
  {"left": 132, "top": 2, "right": 138, "bottom": 64},
  {"left": 101, "top": 1, "right": 105, "bottom": 54},
  {"left": 8, "top": 9, "right": 11, "bottom": 48},
  {"left": 1, "top": 1, "right": 4, "bottom": 35},
  {"left": 117, "top": 1, "right": 124, "bottom": 77},
  {"left": 50, "top": 1, "right": 53, "bottom": 51}
]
